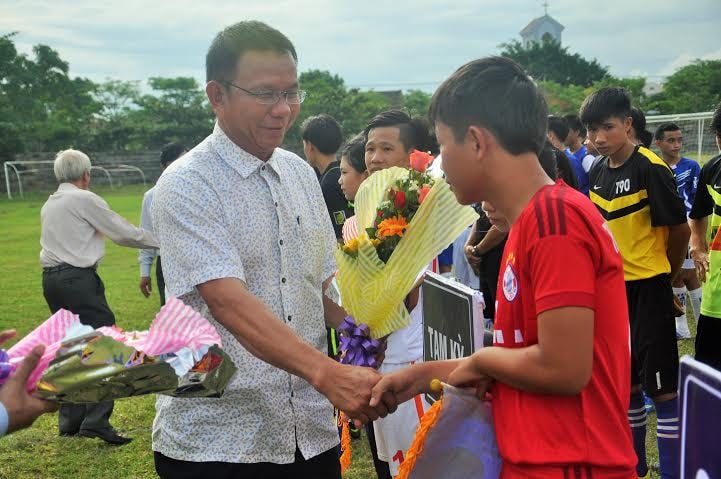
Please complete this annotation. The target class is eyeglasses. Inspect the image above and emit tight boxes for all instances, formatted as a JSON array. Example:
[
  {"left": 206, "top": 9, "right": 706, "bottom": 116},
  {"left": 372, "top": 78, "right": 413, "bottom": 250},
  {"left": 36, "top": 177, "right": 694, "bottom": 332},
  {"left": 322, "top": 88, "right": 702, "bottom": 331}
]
[{"left": 223, "top": 81, "right": 307, "bottom": 105}]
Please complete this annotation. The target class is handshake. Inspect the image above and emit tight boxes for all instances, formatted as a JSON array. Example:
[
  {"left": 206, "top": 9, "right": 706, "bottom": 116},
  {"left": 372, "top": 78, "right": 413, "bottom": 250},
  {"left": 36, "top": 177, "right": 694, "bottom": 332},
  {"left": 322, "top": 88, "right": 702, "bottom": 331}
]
[{"left": 313, "top": 353, "right": 493, "bottom": 424}]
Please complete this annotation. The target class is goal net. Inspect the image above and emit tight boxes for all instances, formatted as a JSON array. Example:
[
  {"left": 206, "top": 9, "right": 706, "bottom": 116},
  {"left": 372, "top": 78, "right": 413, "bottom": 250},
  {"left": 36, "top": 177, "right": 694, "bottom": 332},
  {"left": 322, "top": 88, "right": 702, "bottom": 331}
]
[{"left": 646, "top": 111, "right": 717, "bottom": 164}]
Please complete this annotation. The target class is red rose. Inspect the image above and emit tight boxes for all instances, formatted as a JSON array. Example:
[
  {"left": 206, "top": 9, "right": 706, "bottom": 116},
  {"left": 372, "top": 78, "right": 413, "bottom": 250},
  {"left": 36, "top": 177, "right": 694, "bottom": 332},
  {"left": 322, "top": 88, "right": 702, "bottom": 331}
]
[
  {"left": 394, "top": 190, "right": 406, "bottom": 209},
  {"left": 409, "top": 149, "right": 434, "bottom": 173},
  {"left": 377, "top": 210, "right": 384, "bottom": 218},
  {"left": 418, "top": 185, "right": 431, "bottom": 204}
]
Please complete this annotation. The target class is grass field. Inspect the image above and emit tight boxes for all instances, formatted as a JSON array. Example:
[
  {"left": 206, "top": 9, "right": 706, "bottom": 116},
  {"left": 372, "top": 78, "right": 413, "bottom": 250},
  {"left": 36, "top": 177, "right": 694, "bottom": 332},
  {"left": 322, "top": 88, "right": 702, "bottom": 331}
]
[
  {"left": 0, "top": 185, "right": 697, "bottom": 478},
  {"left": 0, "top": 185, "right": 375, "bottom": 478}
]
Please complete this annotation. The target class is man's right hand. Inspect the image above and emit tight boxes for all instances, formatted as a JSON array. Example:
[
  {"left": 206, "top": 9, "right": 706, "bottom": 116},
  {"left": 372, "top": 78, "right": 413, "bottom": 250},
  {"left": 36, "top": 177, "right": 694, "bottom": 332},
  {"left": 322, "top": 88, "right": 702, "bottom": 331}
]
[
  {"left": 140, "top": 277, "right": 152, "bottom": 297},
  {"left": 691, "top": 248, "right": 710, "bottom": 282},
  {"left": 464, "top": 245, "right": 482, "bottom": 265},
  {"left": 314, "top": 361, "right": 396, "bottom": 424}
]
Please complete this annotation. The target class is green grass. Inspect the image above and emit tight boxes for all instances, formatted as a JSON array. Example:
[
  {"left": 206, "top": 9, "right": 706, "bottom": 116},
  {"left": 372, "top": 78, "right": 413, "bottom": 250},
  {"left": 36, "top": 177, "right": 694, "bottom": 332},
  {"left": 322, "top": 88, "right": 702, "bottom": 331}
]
[
  {"left": 0, "top": 185, "right": 375, "bottom": 478},
  {"left": 0, "top": 185, "right": 697, "bottom": 477}
]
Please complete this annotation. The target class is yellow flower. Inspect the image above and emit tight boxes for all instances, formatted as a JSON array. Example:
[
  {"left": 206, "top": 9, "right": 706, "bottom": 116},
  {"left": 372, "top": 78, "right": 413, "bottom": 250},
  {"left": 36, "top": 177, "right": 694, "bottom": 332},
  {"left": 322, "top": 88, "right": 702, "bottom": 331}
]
[
  {"left": 370, "top": 238, "right": 381, "bottom": 248},
  {"left": 343, "top": 237, "right": 360, "bottom": 255},
  {"left": 377, "top": 215, "right": 409, "bottom": 239}
]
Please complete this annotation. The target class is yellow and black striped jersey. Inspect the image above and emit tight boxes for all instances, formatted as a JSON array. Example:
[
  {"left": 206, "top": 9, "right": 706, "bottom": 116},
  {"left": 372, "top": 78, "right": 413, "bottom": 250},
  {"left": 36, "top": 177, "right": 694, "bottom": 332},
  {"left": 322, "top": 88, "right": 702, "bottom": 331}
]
[
  {"left": 689, "top": 153, "right": 721, "bottom": 317},
  {"left": 588, "top": 146, "right": 686, "bottom": 281}
]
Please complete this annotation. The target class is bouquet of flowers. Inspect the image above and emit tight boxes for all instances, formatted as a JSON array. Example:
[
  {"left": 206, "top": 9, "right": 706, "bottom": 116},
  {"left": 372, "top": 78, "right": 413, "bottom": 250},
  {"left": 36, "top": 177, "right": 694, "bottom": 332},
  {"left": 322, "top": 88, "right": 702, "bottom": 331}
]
[
  {"left": 335, "top": 150, "right": 478, "bottom": 339},
  {"left": 0, "top": 297, "right": 236, "bottom": 402}
]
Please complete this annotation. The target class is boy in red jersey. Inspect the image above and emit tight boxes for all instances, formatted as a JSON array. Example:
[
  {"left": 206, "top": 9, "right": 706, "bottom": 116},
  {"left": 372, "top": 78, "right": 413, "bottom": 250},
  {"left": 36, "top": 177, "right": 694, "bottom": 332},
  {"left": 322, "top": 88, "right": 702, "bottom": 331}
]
[{"left": 370, "top": 57, "right": 636, "bottom": 478}]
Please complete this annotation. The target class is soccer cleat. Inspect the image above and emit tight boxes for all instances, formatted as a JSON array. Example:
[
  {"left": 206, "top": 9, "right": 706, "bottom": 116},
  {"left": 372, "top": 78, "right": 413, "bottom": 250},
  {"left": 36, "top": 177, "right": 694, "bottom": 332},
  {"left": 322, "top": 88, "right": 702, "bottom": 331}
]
[{"left": 643, "top": 393, "right": 655, "bottom": 414}]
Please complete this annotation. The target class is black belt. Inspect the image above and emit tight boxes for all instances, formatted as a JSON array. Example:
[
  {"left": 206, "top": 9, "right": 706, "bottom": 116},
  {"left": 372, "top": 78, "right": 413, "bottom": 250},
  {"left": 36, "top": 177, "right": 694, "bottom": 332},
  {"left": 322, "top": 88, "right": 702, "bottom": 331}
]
[{"left": 43, "top": 263, "right": 97, "bottom": 273}]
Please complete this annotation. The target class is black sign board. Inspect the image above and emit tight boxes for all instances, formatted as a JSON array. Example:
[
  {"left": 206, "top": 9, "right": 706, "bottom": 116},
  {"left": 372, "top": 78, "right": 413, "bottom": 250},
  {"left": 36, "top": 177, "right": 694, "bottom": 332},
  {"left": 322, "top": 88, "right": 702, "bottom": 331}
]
[{"left": 679, "top": 356, "right": 721, "bottom": 479}]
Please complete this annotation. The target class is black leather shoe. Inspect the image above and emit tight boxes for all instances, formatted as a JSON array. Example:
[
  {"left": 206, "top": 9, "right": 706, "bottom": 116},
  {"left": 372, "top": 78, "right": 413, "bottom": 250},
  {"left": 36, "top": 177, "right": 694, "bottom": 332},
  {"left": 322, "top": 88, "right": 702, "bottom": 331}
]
[
  {"left": 79, "top": 428, "right": 133, "bottom": 445},
  {"left": 59, "top": 430, "right": 79, "bottom": 437}
]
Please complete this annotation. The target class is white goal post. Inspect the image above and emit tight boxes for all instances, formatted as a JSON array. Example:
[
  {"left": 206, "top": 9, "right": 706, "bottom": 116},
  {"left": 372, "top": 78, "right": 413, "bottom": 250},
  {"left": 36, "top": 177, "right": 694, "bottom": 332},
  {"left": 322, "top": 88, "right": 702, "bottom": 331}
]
[{"left": 4, "top": 161, "right": 146, "bottom": 199}]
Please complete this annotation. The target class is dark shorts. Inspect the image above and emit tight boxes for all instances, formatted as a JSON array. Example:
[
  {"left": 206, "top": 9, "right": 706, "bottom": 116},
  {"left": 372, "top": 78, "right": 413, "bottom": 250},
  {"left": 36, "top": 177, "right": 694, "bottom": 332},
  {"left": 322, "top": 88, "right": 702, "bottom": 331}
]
[
  {"left": 695, "top": 314, "right": 721, "bottom": 371},
  {"left": 154, "top": 447, "right": 341, "bottom": 479},
  {"left": 626, "top": 274, "right": 679, "bottom": 396}
]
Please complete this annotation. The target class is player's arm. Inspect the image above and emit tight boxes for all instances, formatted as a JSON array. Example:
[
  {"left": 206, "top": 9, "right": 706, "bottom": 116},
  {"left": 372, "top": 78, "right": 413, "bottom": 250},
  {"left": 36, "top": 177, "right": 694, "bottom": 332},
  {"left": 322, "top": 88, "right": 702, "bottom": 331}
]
[
  {"left": 667, "top": 223, "right": 691, "bottom": 282},
  {"left": 689, "top": 216, "right": 710, "bottom": 281},
  {"left": 447, "top": 307, "right": 593, "bottom": 395},
  {"left": 647, "top": 163, "right": 690, "bottom": 282},
  {"left": 371, "top": 307, "right": 594, "bottom": 402},
  {"left": 689, "top": 162, "right": 715, "bottom": 281}
]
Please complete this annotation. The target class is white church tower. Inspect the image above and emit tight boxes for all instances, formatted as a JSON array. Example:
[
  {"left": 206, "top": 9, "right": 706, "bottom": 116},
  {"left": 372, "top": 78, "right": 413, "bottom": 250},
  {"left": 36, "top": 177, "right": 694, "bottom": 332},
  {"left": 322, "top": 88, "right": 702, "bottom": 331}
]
[{"left": 520, "top": 1, "right": 564, "bottom": 47}]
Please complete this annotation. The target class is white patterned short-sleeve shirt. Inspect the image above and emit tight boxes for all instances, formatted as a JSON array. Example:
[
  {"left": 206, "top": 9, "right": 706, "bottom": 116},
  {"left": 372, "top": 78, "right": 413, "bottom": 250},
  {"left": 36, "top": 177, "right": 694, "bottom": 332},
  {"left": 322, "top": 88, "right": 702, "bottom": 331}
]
[{"left": 150, "top": 123, "right": 339, "bottom": 463}]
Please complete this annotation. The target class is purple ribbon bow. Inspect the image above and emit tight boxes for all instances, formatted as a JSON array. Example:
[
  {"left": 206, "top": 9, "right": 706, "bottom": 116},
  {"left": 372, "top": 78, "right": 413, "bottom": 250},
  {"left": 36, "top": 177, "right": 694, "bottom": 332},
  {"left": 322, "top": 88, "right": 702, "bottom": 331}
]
[
  {"left": 337, "top": 316, "right": 381, "bottom": 368},
  {"left": 0, "top": 349, "right": 13, "bottom": 383}
]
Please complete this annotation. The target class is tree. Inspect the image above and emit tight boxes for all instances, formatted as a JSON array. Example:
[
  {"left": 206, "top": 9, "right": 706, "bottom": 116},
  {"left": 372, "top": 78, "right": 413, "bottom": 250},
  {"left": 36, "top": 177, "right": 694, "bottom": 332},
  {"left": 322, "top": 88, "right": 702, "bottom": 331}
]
[
  {"left": 647, "top": 60, "right": 721, "bottom": 114},
  {"left": 401, "top": 89, "right": 432, "bottom": 118},
  {"left": 283, "top": 70, "right": 390, "bottom": 153},
  {"left": 90, "top": 79, "right": 142, "bottom": 150},
  {"left": 0, "top": 34, "right": 100, "bottom": 159},
  {"left": 130, "top": 77, "right": 213, "bottom": 150},
  {"left": 500, "top": 39, "right": 609, "bottom": 87}
]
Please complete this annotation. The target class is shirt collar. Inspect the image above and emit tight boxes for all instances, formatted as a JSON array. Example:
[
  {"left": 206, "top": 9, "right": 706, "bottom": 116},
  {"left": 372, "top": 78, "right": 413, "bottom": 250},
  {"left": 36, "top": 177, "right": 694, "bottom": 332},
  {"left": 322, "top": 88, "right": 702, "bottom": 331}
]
[
  {"left": 57, "top": 183, "right": 80, "bottom": 192},
  {"left": 211, "top": 122, "right": 283, "bottom": 179}
]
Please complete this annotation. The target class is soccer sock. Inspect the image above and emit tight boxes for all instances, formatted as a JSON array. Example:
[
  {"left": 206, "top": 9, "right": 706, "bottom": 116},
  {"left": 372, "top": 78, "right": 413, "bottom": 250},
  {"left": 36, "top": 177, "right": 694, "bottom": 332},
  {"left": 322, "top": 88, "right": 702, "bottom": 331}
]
[
  {"left": 688, "top": 287, "right": 702, "bottom": 324},
  {"left": 672, "top": 287, "right": 691, "bottom": 337},
  {"left": 629, "top": 392, "right": 648, "bottom": 477},
  {"left": 655, "top": 397, "right": 679, "bottom": 479}
]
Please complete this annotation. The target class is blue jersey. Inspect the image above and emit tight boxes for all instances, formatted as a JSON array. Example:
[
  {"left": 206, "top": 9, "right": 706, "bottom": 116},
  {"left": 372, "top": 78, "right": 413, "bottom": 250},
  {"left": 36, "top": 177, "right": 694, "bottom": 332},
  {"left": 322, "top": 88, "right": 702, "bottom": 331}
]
[
  {"left": 670, "top": 157, "right": 701, "bottom": 216},
  {"left": 565, "top": 146, "right": 590, "bottom": 195}
]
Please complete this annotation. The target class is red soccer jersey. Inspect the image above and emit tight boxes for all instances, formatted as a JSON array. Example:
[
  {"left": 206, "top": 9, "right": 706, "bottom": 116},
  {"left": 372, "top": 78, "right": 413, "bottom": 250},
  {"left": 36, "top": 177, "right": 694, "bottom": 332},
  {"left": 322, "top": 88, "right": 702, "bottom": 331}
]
[{"left": 492, "top": 181, "right": 635, "bottom": 477}]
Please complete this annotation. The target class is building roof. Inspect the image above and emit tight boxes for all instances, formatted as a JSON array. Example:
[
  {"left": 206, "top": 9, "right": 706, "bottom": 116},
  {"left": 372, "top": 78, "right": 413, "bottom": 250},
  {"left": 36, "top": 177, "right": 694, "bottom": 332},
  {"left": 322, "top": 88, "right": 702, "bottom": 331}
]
[{"left": 520, "top": 14, "right": 564, "bottom": 37}]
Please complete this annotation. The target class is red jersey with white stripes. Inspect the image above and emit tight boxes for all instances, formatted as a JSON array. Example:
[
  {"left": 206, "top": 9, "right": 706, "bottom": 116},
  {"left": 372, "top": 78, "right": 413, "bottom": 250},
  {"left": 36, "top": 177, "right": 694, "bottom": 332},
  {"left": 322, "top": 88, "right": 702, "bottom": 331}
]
[{"left": 492, "top": 180, "right": 635, "bottom": 476}]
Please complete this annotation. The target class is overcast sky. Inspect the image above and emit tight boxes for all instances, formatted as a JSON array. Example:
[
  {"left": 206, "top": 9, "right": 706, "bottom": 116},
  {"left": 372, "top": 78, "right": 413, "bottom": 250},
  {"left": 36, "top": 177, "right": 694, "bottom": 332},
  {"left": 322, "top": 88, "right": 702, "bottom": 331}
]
[{"left": 3, "top": 0, "right": 720, "bottom": 92}]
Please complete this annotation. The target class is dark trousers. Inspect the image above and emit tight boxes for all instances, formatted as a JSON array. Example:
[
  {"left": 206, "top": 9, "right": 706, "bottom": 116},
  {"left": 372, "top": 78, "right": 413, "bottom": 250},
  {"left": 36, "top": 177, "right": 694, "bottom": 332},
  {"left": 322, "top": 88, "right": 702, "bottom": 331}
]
[
  {"left": 696, "top": 314, "right": 721, "bottom": 371},
  {"left": 42, "top": 265, "right": 116, "bottom": 434},
  {"left": 156, "top": 256, "right": 166, "bottom": 307},
  {"left": 478, "top": 242, "right": 505, "bottom": 321},
  {"left": 154, "top": 446, "right": 341, "bottom": 479}
]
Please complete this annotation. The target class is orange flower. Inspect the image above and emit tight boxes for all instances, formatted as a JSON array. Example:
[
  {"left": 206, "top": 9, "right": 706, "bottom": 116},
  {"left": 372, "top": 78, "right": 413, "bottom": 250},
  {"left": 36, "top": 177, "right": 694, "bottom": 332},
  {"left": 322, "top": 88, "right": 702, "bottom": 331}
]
[
  {"left": 377, "top": 215, "right": 409, "bottom": 239},
  {"left": 409, "top": 149, "right": 434, "bottom": 173}
]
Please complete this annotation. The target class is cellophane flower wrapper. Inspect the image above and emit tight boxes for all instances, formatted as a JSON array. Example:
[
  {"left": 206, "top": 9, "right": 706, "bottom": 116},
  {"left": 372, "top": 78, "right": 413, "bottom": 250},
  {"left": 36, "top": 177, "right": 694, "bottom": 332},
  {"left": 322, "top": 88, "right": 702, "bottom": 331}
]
[
  {"left": 2, "top": 297, "right": 236, "bottom": 402},
  {"left": 397, "top": 384, "right": 502, "bottom": 479},
  {"left": 335, "top": 166, "right": 478, "bottom": 338}
]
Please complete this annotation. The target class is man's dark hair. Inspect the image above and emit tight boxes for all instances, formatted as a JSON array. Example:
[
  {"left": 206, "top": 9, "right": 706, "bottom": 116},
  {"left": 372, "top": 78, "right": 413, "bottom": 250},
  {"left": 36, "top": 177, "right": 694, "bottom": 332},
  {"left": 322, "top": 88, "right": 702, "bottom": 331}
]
[
  {"left": 654, "top": 122, "right": 681, "bottom": 141},
  {"left": 160, "top": 143, "right": 185, "bottom": 167},
  {"left": 538, "top": 140, "right": 558, "bottom": 180},
  {"left": 548, "top": 116, "right": 569, "bottom": 143},
  {"left": 363, "top": 110, "right": 437, "bottom": 154},
  {"left": 429, "top": 56, "right": 547, "bottom": 155},
  {"left": 564, "top": 114, "right": 586, "bottom": 137},
  {"left": 630, "top": 107, "right": 646, "bottom": 134},
  {"left": 206, "top": 21, "right": 297, "bottom": 83},
  {"left": 553, "top": 147, "right": 579, "bottom": 190},
  {"left": 639, "top": 130, "right": 653, "bottom": 148},
  {"left": 579, "top": 87, "right": 631, "bottom": 126},
  {"left": 711, "top": 101, "right": 721, "bottom": 137},
  {"left": 340, "top": 134, "right": 367, "bottom": 174},
  {"left": 301, "top": 114, "right": 343, "bottom": 155}
]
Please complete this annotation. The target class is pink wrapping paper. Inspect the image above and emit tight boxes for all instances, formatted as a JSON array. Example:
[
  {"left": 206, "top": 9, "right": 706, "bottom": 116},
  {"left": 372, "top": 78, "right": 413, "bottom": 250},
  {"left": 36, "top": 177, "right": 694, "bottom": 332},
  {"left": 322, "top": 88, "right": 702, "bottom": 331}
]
[{"left": 4, "top": 297, "right": 221, "bottom": 391}]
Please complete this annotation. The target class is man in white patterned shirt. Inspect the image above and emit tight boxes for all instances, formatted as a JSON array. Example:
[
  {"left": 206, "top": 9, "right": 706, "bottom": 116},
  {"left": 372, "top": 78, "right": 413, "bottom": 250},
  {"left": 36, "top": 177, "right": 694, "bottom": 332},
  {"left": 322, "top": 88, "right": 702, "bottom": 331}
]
[
  {"left": 151, "top": 21, "right": 393, "bottom": 478},
  {"left": 40, "top": 149, "right": 158, "bottom": 445}
]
